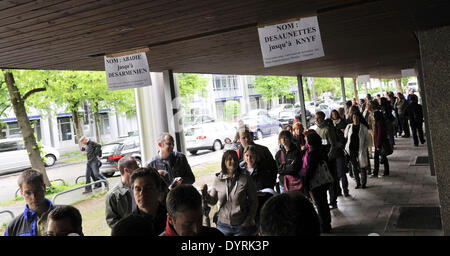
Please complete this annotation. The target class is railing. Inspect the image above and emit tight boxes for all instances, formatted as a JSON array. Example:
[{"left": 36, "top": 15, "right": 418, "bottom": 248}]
[
  {"left": 51, "top": 180, "right": 109, "bottom": 204},
  {"left": 0, "top": 210, "right": 14, "bottom": 220},
  {"left": 15, "top": 179, "right": 67, "bottom": 198}
]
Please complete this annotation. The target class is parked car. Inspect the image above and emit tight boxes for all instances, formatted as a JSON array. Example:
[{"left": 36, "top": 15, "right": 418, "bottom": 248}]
[
  {"left": 241, "top": 109, "right": 269, "bottom": 119},
  {"left": 183, "top": 114, "right": 215, "bottom": 127},
  {"left": 0, "top": 138, "right": 60, "bottom": 175},
  {"left": 99, "top": 136, "right": 141, "bottom": 177},
  {"left": 184, "top": 122, "right": 237, "bottom": 155},
  {"left": 268, "top": 103, "right": 294, "bottom": 118},
  {"left": 242, "top": 114, "right": 282, "bottom": 140}
]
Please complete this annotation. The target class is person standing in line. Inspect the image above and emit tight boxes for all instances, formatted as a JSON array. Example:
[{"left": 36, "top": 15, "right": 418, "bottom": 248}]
[
  {"left": 201, "top": 150, "right": 258, "bottom": 236},
  {"left": 111, "top": 167, "right": 167, "bottom": 236},
  {"left": 46, "top": 205, "right": 84, "bottom": 236},
  {"left": 315, "top": 111, "right": 342, "bottom": 209},
  {"left": 80, "top": 136, "right": 106, "bottom": 194},
  {"left": 372, "top": 111, "right": 390, "bottom": 177},
  {"left": 4, "top": 169, "right": 55, "bottom": 236},
  {"left": 292, "top": 122, "right": 306, "bottom": 150},
  {"left": 275, "top": 130, "right": 303, "bottom": 194},
  {"left": 146, "top": 133, "right": 195, "bottom": 186},
  {"left": 344, "top": 112, "right": 371, "bottom": 189},
  {"left": 302, "top": 132, "right": 333, "bottom": 233},
  {"left": 406, "top": 94, "right": 426, "bottom": 147},
  {"left": 330, "top": 110, "right": 350, "bottom": 197},
  {"left": 394, "top": 92, "right": 410, "bottom": 138},
  {"left": 105, "top": 156, "right": 139, "bottom": 228}
]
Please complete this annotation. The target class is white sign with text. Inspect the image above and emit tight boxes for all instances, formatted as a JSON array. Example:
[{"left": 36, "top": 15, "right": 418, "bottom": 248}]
[
  {"left": 104, "top": 52, "right": 152, "bottom": 91},
  {"left": 258, "top": 16, "right": 324, "bottom": 67}
]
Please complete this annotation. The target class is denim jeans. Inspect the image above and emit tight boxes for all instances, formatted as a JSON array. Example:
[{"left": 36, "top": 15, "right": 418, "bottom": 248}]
[
  {"left": 216, "top": 221, "right": 242, "bottom": 236},
  {"left": 86, "top": 161, "right": 106, "bottom": 189}
]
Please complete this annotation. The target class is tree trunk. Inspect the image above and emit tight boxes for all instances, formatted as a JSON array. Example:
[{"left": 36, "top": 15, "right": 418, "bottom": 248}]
[
  {"left": 71, "top": 108, "right": 84, "bottom": 147},
  {"left": 93, "top": 104, "right": 102, "bottom": 143},
  {"left": 4, "top": 72, "right": 50, "bottom": 186}
]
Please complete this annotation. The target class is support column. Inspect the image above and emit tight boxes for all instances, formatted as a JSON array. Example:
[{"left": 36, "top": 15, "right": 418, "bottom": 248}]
[
  {"left": 134, "top": 72, "right": 169, "bottom": 163},
  {"left": 340, "top": 77, "right": 346, "bottom": 103},
  {"left": 296, "top": 75, "right": 307, "bottom": 126},
  {"left": 352, "top": 77, "right": 359, "bottom": 100},
  {"left": 395, "top": 78, "right": 403, "bottom": 93},
  {"left": 417, "top": 25, "right": 450, "bottom": 235},
  {"left": 163, "top": 70, "right": 186, "bottom": 154}
]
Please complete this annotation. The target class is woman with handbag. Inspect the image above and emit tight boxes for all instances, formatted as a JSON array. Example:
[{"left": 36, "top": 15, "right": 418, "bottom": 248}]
[
  {"left": 372, "top": 110, "right": 390, "bottom": 177},
  {"left": 302, "top": 131, "right": 333, "bottom": 233},
  {"left": 201, "top": 150, "right": 258, "bottom": 236},
  {"left": 275, "top": 130, "right": 303, "bottom": 193}
]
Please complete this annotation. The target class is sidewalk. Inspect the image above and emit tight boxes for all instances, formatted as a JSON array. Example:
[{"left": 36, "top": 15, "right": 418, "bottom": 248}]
[{"left": 326, "top": 136, "right": 442, "bottom": 236}]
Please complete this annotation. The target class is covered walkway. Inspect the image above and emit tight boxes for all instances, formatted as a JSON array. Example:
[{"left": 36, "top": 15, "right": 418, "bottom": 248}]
[{"left": 326, "top": 136, "right": 441, "bottom": 236}]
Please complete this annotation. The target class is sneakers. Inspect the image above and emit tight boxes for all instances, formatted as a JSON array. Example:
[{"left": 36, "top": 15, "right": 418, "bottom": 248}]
[
  {"left": 355, "top": 185, "right": 361, "bottom": 189},
  {"left": 82, "top": 190, "right": 92, "bottom": 195}
]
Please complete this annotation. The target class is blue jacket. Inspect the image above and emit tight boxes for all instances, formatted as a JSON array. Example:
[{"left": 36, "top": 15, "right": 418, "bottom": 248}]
[{"left": 4, "top": 198, "right": 55, "bottom": 236}]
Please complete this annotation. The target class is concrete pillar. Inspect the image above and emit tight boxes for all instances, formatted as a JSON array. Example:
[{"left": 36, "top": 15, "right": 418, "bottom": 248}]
[
  {"left": 417, "top": 25, "right": 450, "bottom": 235},
  {"left": 340, "top": 77, "right": 346, "bottom": 103},
  {"left": 240, "top": 75, "right": 250, "bottom": 114},
  {"left": 296, "top": 75, "right": 307, "bottom": 126},
  {"left": 395, "top": 78, "right": 403, "bottom": 93},
  {"left": 134, "top": 72, "right": 169, "bottom": 163},
  {"left": 307, "top": 77, "right": 317, "bottom": 104},
  {"left": 163, "top": 70, "right": 186, "bottom": 154},
  {"left": 352, "top": 78, "right": 359, "bottom": 100}
]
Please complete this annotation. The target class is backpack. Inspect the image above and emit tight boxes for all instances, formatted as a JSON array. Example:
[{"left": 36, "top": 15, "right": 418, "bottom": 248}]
[{"left": 280, "top": 150, "right": 303, "bottom": 192}]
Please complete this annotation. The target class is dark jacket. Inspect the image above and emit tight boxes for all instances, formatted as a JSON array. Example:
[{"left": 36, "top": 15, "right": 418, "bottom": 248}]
[
  {"left": 240, "top": 162, "right": 276, "bottom": 191},
  {"left": 293, "top": 134, "right": 306, "bottom": 150},
  {"left": 237, "top": 143, "right": 277, "bottom": 175},
  {"left": 159, "top": 217, "right": 224, "bottom": 236},
  {"left": 146, "top": 151, "right": 195, "bottom": 185},
  {"left": 4, "top": 198, "right": 55, "bottom": 236},
  {"left": 112, "top": 204, "right": 167, "bottom": 236},
  {"left": 304, "top": 145, "right": 329, "bottom": 192},
  {"left": 86, "top": 139, "right": 102, "bottom": 163},
  {"left": 406, "top": 102, "right": 424, "bottom": 125},
  {"left": 105, "top": 181, "right": 133, "bottom": 228},
  {"left": 275, "top": 145, "right": 302, "bottom": 185}
]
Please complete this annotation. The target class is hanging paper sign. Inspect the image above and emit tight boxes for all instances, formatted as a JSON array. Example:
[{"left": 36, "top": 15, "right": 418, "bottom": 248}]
[
  {"left": 401, "top": 68, "right": 416, "bottom": 77},
  {"left": 358, "top": 75, "right": 370, "bottom": 83},
  {"left": 257, "top": 16, "right": 324, "bottom": 67},
  {"left": 104, "top": 51, "right": 151, "bottom": 91}
]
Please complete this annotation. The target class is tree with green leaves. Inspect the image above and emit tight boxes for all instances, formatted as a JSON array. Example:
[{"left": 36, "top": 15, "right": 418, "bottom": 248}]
[
  {"left": 1, "top": 69, "right": 51, "bottom": 186},
  {"left": 253, "top": 76, "right": 297, "bottom": 105},
  {"left": 177, "top": 73, "right": 208, "bottom": 109},
  {"left": 82, "top": 71, "right": 136, "bottom": 143}
]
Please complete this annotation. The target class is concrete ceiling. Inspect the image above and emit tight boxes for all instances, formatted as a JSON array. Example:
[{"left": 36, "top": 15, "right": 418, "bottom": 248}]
[{"left": 1, "top": 0, "right": 449, "bottom": 78}]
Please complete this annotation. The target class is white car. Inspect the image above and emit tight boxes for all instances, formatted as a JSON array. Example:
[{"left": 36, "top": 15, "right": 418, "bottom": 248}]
[
  {"left": 0, "top": 138, "right": 60, "bottom": 175},
  {"left": 268, "top": 104, "right": 294, "bottom": 118},
  {"left": 184, "top": 122, "right": 237, "bottom": 155}
]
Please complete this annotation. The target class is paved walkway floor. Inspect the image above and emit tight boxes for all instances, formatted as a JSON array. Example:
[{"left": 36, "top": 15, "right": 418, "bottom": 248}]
[{"left": 325, "top": 135, "right": 442, "bottom": 236}]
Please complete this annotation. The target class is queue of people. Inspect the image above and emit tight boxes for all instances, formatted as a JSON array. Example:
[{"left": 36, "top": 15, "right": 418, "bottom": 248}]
[{"left": 4, "top": 91, "right": 425, "bottom": 236}]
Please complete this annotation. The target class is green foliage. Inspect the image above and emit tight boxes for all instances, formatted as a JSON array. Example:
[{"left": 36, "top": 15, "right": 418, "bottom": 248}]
[
  {"left": 224, "top": 100, "right": 240, "bottom": 121},
  {"left": 177, "top": 73, "right": 209, "bottom": 110},
  {"left": 253, "top": 76, "right": 296, "bottom": 101}
]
